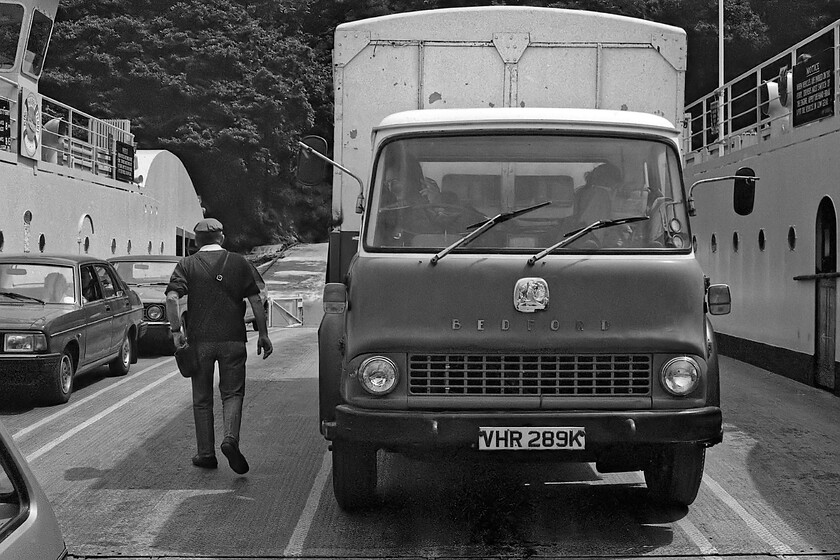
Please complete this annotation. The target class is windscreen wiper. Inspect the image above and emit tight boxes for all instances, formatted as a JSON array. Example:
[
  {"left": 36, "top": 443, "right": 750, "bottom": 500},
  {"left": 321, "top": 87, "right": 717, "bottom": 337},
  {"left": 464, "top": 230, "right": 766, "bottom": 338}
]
[
  {"left": 527, "top": 216, "right": 649, "bottom": 265},
  {"left": 0, "top": 291, "right": 45, "bottom": 304},
  {"left": 431, "top": 201, "right": 551, "bottom": 264},
  {"left": 132, "top": 282, "right": 169, "bottom": 286}
]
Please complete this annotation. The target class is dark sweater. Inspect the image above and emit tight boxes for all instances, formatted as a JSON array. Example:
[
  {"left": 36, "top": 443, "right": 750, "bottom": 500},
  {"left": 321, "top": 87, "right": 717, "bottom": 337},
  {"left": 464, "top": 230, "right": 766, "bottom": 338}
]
[{"left": 167, "top": 249, "right": 260, "bottom": 342}]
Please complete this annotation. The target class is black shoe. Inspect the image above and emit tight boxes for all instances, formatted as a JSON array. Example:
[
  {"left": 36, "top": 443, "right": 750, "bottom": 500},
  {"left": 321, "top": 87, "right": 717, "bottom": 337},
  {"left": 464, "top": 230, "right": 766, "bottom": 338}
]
[
  {"left": 221, "top": 437, "right": 249, "bottom": 474},
  {"left": 192, "top": 454, "right": 218, "bottom": 469}
]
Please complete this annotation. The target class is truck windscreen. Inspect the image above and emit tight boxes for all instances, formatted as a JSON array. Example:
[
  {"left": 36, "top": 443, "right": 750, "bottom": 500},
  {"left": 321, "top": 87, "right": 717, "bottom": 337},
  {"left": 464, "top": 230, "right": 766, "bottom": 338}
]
[{"left": 364, "top": 134, "right": 689, "bottom": 253}]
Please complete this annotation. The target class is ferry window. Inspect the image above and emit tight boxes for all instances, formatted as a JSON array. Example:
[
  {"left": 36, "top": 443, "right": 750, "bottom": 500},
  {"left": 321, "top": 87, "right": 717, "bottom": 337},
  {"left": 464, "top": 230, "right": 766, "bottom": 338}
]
[
  {"left": 788, "top": 226, "right": 797, "bottom": 251},
  {"left": 692, "top": 235, "right": 698, "bottom": 252},
  {"left": 732, "top": 231, "right": 740, "bottom": 253},
  {"left": 83, "top": 236, "right": 89, "bottom": 253},
  {"left": 711, "top": 233, "right": 717, "bottom": 253},
  {"left": 111, "top": 239, "right": 117, "bottom": 254},
  {"left": 22, "top": 9, "right": 51, "bottom": 77},
  {"left": 126, "top": 240, "right": 132, "bottom": 254},
  {"left": 0, "top": 230, "right": 4, "bottom": 251},
  {"left": 758, "top": 229, "right": 766, "bottom": 251},
  {"left": 160, "top": 241, "right": 165, "bottom": 255},
  {"left": 147, "top": 241, "right": 152, "bottom": 255},
  {"left": 37, "top": 234, "right": 45, "bottom": 252},
  {"left": 0, "top": 5, "right": 23, "bottom": 71}
]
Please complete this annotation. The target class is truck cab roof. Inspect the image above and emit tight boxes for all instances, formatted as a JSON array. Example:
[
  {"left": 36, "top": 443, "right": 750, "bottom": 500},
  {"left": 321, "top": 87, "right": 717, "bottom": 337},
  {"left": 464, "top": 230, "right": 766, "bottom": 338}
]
[{"left": 373, "top": 108, "right": 679, "bottom": 137}]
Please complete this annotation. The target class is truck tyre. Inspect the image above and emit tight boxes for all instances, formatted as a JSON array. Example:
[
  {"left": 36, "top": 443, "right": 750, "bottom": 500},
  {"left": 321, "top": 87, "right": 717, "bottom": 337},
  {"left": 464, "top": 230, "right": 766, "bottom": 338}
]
[
  {"left": 43, "top": 348, "right": 75, "bottom": 405},
  {"left": 644, "top": 443, "right": 705, "bottom": 506},
  {"left": 332, "top": 442, "right": 377, "bottom": 511}
]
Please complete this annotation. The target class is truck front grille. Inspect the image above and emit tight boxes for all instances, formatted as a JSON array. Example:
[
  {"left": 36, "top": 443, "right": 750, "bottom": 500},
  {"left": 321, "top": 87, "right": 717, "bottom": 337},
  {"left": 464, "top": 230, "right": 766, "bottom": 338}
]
[{"left": 408, "top": 354, "right": 651, "bottom": 396}]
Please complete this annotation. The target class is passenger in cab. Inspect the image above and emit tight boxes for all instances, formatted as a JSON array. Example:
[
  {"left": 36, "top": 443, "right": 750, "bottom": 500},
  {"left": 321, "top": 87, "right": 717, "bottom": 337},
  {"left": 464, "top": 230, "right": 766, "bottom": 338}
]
[{"left": 43, "top": 272, "right": 73, "bottom": 303}]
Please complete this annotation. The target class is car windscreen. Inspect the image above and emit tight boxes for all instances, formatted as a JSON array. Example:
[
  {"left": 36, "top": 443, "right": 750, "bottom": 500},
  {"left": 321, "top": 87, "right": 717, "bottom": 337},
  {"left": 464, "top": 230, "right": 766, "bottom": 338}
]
[
  {"left": 113, "top": 261, "right": 178, "bottom": 285},
  {"left": 0, "top": 264, "right": 76, "bottom": 304}
]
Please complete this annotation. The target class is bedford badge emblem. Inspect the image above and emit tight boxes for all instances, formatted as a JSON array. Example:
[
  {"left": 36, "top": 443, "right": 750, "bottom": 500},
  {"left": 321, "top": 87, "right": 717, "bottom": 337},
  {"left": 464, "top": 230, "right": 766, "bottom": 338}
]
[{"left": 514, "top": 277, "right": 549, "bottom": 313}]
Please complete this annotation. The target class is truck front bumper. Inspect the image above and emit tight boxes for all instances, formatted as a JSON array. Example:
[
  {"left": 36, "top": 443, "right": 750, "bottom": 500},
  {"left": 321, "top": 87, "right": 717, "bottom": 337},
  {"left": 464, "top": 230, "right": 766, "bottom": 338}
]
[{"left": 324, "top": 405, "right": 723, "bottom": 452}]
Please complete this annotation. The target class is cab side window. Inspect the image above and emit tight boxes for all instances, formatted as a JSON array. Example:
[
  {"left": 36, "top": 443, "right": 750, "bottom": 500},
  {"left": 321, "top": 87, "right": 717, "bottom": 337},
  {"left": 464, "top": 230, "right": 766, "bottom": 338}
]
[
  {"left": 81, "top": 265, "right": 102, "bottom": 303},
  {"left": 94, "top": 265, "right": 117, "bottom": 298}
]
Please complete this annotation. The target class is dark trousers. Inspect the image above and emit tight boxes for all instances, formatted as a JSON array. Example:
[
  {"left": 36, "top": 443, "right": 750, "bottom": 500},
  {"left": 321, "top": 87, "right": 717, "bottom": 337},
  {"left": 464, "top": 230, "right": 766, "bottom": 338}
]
[{"left": 191, "top": 341, "right": 247, "bottom": 457}]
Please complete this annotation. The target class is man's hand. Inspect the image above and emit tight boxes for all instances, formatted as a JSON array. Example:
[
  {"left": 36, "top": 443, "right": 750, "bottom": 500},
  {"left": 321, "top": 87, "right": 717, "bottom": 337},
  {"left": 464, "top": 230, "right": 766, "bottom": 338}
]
[
  {"left": 257, "top": 333, "right": 273, "bottom": 359},
  {"left": 172, "top": 330, "right": 187, "bottom": 349}
]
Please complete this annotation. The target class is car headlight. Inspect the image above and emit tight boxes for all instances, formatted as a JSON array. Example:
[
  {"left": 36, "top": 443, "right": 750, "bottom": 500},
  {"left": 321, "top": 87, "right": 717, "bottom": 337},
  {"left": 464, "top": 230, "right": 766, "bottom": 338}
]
[
  {"left": 660, "top": 356, "right": 701, "bottom": 396},
  {"left": 4, "top": 333, "right": 48, "bottom": 353},
  {"left": 146, "top": 304, "right": 164, "bottom": 321},
  {"left": 358, "top": 356, "right": 398, "bottom": 395}
]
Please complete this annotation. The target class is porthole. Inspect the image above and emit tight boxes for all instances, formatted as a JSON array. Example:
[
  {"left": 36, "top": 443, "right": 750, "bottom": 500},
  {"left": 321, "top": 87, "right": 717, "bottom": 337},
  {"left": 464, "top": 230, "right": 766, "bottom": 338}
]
[
  {"left": 788, "top": 226, "right": 797, "bottom": 251},
  {"left": 711, "top": 233, "right": 718, "bottom": 253},
  {"left": 732, "top": 231, "right": 740, "bottom": 253},
  {"left": 692, "top": 235, "right": 698, "bottom": 252},
  {"left": 38, "top": 234, "right": 45, "bottom": 252},
  {"left": 23, "top": 210, "right": 32, "bottom": 225},
  {"left": 111, "top": 239, "right": 117, "bottom": 254},
  {"left": 160, "top": 241, "right": 165, "bottom": 254},
  {"left": 147, "top": 241, "right": 153, "bottom": 255},
  {"left": 0, "top": 230, "right": 4, "bottom": 251},
  {"left": 758, "top": 229, "right": 766, "bottom": 252},
  {"left": 83, "top": 237, "right": 90, "bottom": 253},
  {"left": 127, "top": 240, "right": 132, "bottom": 254}
]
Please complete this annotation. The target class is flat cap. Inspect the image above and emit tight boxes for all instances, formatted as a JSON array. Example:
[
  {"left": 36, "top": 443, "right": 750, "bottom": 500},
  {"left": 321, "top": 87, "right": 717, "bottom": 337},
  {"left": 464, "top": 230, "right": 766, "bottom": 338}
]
[{"left": 194, "top": 218, "right": 224, "bottom": 233}]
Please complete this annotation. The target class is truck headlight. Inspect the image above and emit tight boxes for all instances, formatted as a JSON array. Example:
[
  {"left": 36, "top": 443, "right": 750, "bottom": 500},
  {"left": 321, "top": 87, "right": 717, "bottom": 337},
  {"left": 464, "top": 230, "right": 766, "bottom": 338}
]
[
  {"left": 4, "top": 333, "right": 48, "bottom": 353},
  {"left": 358, "top": 356, "right": 398, "bottom": 395},
  {"left": 660, "top": 356, "right": 700, "bottom": 396}
]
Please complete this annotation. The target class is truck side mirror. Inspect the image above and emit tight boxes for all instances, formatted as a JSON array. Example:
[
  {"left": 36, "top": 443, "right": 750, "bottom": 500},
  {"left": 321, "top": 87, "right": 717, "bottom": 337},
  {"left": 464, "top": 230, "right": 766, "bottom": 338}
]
[
  {"left": 296, "top": 135, "right": 330, "bottom": 187},
  {"left": 707, "top": 284, "right": 731, "bottom": 315},
  {"left": 733, "top": 167, "right": 756, "bottom": 216}
]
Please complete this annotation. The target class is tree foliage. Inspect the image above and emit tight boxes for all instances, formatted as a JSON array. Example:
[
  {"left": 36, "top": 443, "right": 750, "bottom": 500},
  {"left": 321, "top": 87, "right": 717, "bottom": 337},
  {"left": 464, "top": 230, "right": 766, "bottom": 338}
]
[{"left": 37, "top": 0, "right": 836, "bottom": 250}]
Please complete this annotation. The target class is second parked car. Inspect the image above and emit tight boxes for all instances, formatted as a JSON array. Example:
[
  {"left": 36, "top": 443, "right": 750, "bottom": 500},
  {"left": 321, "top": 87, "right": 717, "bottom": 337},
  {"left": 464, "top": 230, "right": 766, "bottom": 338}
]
[{"left": 0, "top": 254, "right": 144, "bottom": 405}]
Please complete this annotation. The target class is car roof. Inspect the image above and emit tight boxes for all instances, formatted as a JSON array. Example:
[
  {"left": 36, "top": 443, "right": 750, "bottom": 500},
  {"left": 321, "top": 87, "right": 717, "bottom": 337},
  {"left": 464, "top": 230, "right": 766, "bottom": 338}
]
[
  {"left": 107, "top": 255, "right": 182, "bottom": 262},
  {"left": 0, "top": 253, "right": 109, "bottom": 266}
]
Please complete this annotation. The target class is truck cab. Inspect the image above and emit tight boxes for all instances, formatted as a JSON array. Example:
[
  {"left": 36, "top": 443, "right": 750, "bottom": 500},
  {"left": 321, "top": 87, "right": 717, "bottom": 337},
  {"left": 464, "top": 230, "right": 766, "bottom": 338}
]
[{"left": 304, "top": 7, "right": 756, "bottom": 511}]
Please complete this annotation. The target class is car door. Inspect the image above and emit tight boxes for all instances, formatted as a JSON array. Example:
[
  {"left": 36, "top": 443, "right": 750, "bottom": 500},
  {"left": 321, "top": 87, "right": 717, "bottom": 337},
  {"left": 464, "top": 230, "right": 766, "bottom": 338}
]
[
  {"left": 95, "top": 263, "right": 132, "bottom": 355},
  {"left": 80, "top": 264, "right": 112, "bottom": 364}
]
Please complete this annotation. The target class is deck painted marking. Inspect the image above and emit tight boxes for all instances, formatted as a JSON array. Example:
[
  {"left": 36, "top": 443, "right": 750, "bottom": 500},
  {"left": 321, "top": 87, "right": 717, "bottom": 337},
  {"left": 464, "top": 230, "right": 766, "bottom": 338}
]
[
  {"left": 283, "top": 450, "right": 331, "bottom": 557},
  {"left": 25, "top": 369, "right": 180, "bottom": 463},
  {"left": 703, "top": 475, "right": 798, "bottom": 557},
  {"left": 13, "top": 360, "right": 175, "bottom": 441}
]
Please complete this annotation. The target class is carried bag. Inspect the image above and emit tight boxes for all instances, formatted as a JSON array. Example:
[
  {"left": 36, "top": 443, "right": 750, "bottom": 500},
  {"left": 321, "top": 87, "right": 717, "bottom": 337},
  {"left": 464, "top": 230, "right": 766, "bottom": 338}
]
[{"left": 174, "top": 342, "right": 200, "bottom": 378}]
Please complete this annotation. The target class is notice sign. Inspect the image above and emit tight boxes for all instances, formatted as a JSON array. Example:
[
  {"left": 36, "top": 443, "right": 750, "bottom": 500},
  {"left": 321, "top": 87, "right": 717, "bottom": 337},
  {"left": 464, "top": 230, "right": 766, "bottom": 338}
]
[
  {"left": 0, "top": 99, "right": 9, "bottom": 151},
  {"left": 115, "top": 140, "right": 135, "bottom": 183},
  {"left": 793, "top": 48, "right": 834, "bottom": 127}
]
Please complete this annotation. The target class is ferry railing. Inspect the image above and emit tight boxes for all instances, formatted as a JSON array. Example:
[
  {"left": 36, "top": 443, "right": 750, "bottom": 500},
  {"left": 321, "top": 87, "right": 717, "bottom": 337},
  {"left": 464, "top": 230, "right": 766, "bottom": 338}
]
[
  {"left": 683, "top": 20, "right": 840, "bottom": 164},
  {"left": 39, "top": 94, "right": 135, "bottom": 183}
]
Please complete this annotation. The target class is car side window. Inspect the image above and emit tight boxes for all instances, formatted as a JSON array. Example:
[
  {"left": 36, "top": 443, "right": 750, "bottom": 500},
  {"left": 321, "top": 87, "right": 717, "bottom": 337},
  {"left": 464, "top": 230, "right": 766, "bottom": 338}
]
[
  {"left": 94, "top": 265, "right": 122, "bottom": 298},
  {"left": 81, "top": 265, "right": 102, "bottom": 303},
  {"left": 0, "top": 445, "right": 24, "bottom": 533}
]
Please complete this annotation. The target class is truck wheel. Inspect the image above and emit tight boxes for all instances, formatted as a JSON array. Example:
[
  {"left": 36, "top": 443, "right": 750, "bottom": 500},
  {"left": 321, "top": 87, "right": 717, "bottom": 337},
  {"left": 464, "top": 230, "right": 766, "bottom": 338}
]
[
  {"left": 108, "top": 331, "right": 133, "bottom": 376},
  {"left": 332, "top": 442, "right": 377, "bottom": 511},
  {"left": 644, "top": 443, "right": 705, "bottom": 506},
  {"left": 43, "top": 348, "right": 75, "bottom": 405}
]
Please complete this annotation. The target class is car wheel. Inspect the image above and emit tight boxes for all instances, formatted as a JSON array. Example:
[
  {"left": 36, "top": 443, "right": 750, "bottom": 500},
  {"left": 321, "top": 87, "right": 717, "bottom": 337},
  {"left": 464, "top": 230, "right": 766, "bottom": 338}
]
[
  {"left": 644, "top": 443, "right": 706, "bottom": 506},
  {"left": 108, "top": 331, "right": 132, "bottom": 376},
  {"left": 43, "top": 348, "right": 74, "bottom": 405},
  {"left": 332, "top": 441, "right": 377, "bottom": 511}
]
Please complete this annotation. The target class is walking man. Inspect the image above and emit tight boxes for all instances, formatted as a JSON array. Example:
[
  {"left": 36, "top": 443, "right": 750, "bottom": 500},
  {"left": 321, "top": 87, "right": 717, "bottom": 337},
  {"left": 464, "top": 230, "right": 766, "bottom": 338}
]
[{"left": 165, "top": 218, "right": 273, "bottom": 474}]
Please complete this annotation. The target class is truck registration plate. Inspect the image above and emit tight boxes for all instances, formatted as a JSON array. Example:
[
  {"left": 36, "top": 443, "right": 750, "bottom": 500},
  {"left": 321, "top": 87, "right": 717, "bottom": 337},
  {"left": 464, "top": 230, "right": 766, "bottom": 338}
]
[{"left": 478, "top": 427, "right": 585, "bottom": 451}]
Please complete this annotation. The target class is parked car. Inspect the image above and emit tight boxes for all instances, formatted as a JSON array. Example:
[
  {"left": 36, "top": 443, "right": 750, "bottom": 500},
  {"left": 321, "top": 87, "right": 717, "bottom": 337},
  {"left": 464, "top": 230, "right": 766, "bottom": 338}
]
[
  {"left": 0, "top": 419, "right": 67, "bottom": 559},
  {"left": 109, "top": 255, "right": 184, "bottom": 353},
  {"left": 109, "top": 255, "right": 268, "bottom": 352},
  {"left": 0, "top": 254, "right": 143, "bottom": 405}
]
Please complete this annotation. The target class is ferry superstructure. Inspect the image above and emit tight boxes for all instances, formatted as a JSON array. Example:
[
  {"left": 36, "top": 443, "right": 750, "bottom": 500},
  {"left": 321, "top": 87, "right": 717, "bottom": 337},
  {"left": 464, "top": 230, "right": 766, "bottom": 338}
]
[
  {"left": 683, "top": 18, "right": 840, "bottom": 396},
  {"left": 0, "top": 0, "right": 204, "bottom": 258}
]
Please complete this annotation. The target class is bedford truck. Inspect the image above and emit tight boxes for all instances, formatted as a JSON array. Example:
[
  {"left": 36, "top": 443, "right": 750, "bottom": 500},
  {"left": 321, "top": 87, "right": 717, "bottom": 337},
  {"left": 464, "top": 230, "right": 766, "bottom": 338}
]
[{"left": 298, "top": 6, "right": 756, "bottom": 511}]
